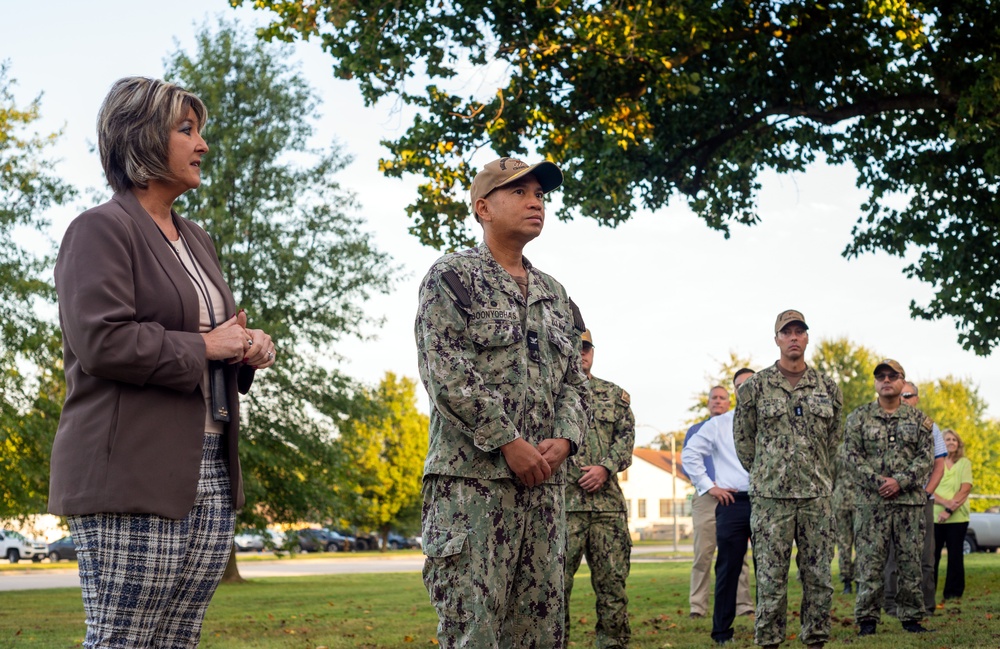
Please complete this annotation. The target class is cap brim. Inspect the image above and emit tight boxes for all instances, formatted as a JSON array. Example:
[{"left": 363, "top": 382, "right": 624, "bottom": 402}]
[{"left": 497, "top": 161, "right": 563, "bottom": 194}]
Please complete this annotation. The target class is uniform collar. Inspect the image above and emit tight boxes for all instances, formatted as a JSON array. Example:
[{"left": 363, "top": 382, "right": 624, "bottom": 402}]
[{"left": 477, "top": 243, "right": 556, "bottom": 305}]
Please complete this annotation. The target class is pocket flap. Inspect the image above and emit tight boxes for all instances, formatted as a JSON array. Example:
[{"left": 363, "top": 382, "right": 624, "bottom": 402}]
[{"left": 423, "top": 529, "right": 469, "bottom": 558}]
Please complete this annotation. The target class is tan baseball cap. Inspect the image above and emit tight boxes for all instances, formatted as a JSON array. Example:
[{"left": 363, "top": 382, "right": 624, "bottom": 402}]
[
  {"left": 774, "top": 309, "right": 809, "bottom": 334},
  {"left": 581, "top": 329, "right": 594, "bottom": 347},
  {"left": 470, "top": 157, "right": 563, "bottom": 204},
  {"left": 874, "top": 359, "right": 905, "bottom": 378}
]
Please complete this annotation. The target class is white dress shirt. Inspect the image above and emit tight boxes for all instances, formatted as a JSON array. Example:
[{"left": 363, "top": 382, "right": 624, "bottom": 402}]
[{"left": 680, "top": 410, "right": 750, "bottom": 495}]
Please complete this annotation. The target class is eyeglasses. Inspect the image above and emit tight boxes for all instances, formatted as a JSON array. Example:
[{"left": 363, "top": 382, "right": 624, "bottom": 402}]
[
  {"left": 901, "top": 392, "right": 917, "bottom": 399},
  {"left": 875, "top": 372, "right": 901, "bottom": 381}
]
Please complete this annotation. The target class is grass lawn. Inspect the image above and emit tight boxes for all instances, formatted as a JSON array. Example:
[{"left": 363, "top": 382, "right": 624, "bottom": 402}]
[{"left": 2, "top": 554, "right": 997, "bottom": 648}]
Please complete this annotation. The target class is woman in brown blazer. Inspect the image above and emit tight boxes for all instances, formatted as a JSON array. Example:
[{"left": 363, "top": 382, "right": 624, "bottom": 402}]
[{"left": 50, "top": 76, "right": 276, "bottom": 648}]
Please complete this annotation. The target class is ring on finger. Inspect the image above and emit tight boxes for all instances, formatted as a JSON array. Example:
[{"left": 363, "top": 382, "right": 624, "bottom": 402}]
[
  {"left": 247, "top": 338, "right": 254, "bottom": 346},
  {"left": 267, "top": 350, "right": 274, "bottom": 361}
]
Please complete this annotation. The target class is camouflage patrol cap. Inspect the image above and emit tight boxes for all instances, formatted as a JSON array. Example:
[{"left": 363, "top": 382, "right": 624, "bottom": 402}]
[
  {"left": 470, "top": 157, "right": 563, "bottom": 205},
  {"left": 581, "top": 329, "right": 594, "bottom": 348},
  {"left": 874, "top": 359, "right": 905, "bottom": 378},
  {"left": 774, "top": 309, "right": 809, "bottom": 334}
]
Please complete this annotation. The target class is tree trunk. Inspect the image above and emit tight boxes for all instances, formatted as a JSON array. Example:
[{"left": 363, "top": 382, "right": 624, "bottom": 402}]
[{"left": 220, "top": 543, "right": 245, "bottom": 583}]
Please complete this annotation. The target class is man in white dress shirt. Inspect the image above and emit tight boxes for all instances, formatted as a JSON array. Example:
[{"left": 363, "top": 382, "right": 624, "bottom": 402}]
[{"left": 682, "top": 368, "right": 756, "bottom": 646}]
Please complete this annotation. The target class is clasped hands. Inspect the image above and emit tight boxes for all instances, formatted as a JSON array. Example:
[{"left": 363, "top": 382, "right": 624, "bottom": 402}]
[
  {"left": 201, "top": 309, "right": 276, "bottom": 370},
  {"left": 501, "top": 437, "right": 571, "bottom": 487},
  {"left": 877, "top": 475, "right": 901, "bottom": 499}
]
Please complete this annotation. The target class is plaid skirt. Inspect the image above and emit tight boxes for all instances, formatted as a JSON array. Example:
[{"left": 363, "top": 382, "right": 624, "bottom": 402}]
[{"left": 69, "top": 433, "right": 235, "bottom": 649}]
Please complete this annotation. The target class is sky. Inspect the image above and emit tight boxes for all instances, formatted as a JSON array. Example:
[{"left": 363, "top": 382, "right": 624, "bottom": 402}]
[{"left": 4, "top": 1, "right": 997, "bottom": 447}]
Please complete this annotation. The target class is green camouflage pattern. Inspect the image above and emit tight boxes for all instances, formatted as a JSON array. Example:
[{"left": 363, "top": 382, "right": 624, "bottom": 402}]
[
  {"left": 416, "top": 244, "right": 588, "bottom": 647},
  {"left": 843, "top": 400, "right": 934, "bottom": 625},
  {"left": 562, "top": 374, "right": 633, "bottom": 647},
  {"left": 843, "top": 401, "right": 934, "bottom": 507},
  {"left": 853, "top": 504, "right": 925, "bottom": 623},
  {"left": 422, "top": 476, "right": 566, "bottom": 647},
  {"left": 415, "top": 244, "right": 589, "bottom": 481},
  {"left": 565, "top": 375, "right": 634, "bottom": 512},
  {"left": 750, "top": 496, "right": 835, "bottom": 647},
  {"left": 734, "top": 363, "right": 844, "bottom": 498},
  {"left": 832, "top": 444, "right": 856, "bottom": 583},
  {"left": 564, "top": 511, "right": 631, "bottom": 648}
]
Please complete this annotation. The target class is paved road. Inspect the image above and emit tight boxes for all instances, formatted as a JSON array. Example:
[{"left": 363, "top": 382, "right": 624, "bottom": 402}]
[{"left": 0, "top": 544, "right": 691, "bottom": 592}]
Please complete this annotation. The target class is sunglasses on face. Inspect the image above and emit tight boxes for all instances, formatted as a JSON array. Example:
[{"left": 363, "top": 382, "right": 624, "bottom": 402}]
[
  {"left": 901, "top": 392, "right": 917, "bottom": 399},
  {"left": 875, "top": 372, "right": 901, "bottom": 381}
]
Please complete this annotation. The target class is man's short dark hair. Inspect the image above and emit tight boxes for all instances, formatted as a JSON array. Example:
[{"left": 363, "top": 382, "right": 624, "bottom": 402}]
[{"left": 733, "top": 367, "right": 755, "bottom": 386}]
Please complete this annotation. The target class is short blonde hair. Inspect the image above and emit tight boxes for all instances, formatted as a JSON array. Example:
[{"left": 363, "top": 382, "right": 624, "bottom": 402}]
[{"left": 97, "top": 77, "right": 207, "bottom": 193}]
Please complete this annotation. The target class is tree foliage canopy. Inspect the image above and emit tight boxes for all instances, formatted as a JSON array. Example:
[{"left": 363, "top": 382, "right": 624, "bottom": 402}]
[
  {"left": 166, "top": 21, "right": 396, "bottom": 531},
  {"left": 237, "top": 1, "right": 1000, "bottom": 354},
  {"left": 0, "top": 63, "right": 75, "bottom": 518},
  {"left": 334, "top": 372, "right": 429, "bottom": 541}
]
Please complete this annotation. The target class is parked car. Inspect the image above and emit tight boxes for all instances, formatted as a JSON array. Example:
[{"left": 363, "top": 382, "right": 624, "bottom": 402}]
[
  {"left": 348, "top": 531, "right": 380, "bottom": 552},
  {"left": 965, "top": 507, "right": 1000, "bottom": 554},
  {"left": 0, "top": 530, "right": 47, "bottom": 563},
  {"left": 234, "top": 533, "right": 265, "bottom": 552},
  {"left": 385, "top": 532, "right": 420, "bottom": 550},
  {"left": 47, "top": 536, "right": 78, "bottom": 562},
  {"left": 292, "top": 528, "right": 352, "bottom": 553}
]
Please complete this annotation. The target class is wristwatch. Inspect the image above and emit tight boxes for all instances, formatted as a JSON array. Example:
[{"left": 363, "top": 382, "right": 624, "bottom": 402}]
[
  {"left": 944, "top": 507, "right": 954, "bottom": 514},
  {"left": 926, "top": 493, "right": 934, "bottom": 501}
]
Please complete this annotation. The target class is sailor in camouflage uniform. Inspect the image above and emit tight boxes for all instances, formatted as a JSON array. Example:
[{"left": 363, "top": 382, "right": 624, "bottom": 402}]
[
  {"left": 831, "top": 443, "right": 857, "bottom": 594},
  {"left": 415, "top": 157, "right": 589, "bottom": 648},
  {"left": 734, "top": 310, "right": 843, "bottom": 649},
  {"left": 843, "top": 359, "right": 934, "bottom": 637},
  {"left": 563, "top": 329, "right": 634, "bottom": 648}
]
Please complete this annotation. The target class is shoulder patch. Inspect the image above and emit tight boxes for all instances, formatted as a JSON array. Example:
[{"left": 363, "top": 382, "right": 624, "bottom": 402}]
[
  {"left": 620, "top": 389, "right": 631, "bottom": 406},
  {"left": 921, "top": 416, "right": 934, "bottom": 433},
  {"left": 569, "top": 298, "right": 586, "bottom": 332},
  {"left": 441, "top": 269, "right": 471, "bottom": 308}
]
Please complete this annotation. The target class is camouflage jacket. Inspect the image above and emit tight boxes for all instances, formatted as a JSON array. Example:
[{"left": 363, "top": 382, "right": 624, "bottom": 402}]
[
  {"left": 565, "top": 375, "right": 634, "bottom": 512},
  {"left": 734, "top": 362, "right": 843, "bottom": 498},
  {"left": 831, "top": 443, "right": 855, "bottom": 509},
  {"left": 415, "top": 244, "right": 588, "bottom": 483},
  {"left": 843, "top": 401, "right": 934, "bottom": 506}
]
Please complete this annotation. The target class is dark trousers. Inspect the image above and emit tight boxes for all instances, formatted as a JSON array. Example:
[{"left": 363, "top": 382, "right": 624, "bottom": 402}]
[
  {"left": 712, "top": 493, "right": 752, "bottom": 643},
  {"left": 934, "top": 522, "right": 968, "bottom": 600}
]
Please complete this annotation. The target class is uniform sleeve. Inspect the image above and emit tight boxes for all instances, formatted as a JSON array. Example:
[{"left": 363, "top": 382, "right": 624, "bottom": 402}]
[
  {"left": 599, "top": 391, "right": 634, "bottom": 476},
  {"left": 414, "top": 266, "right": 520, "bottom": 452},
  {"left": 733, "top": 382, "right": 757, "bottom": 472},
  {"left": 55, "top": 211, "right": 204, "bottom": 391},
  {"left": 893, "top": 416, "right": 934, "bottom": 493},
  {"left": 829, "top": 382, "right": 845, "bottom": 453},
  {"left": 551, "top": 332, "right": 588, "bottom": 453},
  {"left": 843, "top": 408, "right": 878, "bottom": 495},
  {"left": 681, "top": 417, "right": 717, "bottom": 495}
]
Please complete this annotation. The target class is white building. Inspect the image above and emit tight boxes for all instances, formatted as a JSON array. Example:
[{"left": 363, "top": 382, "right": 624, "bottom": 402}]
[{"left": 618, "top": 448, "right": 696, "bottom": 539}]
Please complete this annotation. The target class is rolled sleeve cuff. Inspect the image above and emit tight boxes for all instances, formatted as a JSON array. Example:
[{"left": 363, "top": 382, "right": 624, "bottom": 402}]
[{"left": 473, "top": 415, "right": 519, "bottom": 453}]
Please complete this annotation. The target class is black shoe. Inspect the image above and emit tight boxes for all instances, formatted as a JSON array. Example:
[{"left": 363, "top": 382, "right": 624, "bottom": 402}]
[
  {"left": 858, "top": 622, "right": 876, "bottom": 637},
  {"left": 902, "top": 621, "right": 932, "bottom": 633},
  {"left": 842, "top": 582, "right": 853, "bottom": 594},
  {"left": 689, "top": 612, "right": 704, "bottom": 619}
]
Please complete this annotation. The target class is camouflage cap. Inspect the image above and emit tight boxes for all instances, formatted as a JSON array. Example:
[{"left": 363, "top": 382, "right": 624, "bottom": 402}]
[
  {"left": 774, "top": 309, "right": 809, "bottom": 334},
  {"left": 581, "top": 329, "right": 594, "bottom": 347},
  {"left": 470, "top": 157, "right": 563, "bottom": 204},
  {"left": 874, "top": 359, "right": 905, "bottom": 378}
]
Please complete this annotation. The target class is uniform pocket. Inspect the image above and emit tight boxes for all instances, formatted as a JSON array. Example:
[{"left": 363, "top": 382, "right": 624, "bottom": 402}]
[
  {"left": 422, "top": 527, "right": 474, "bottom": 623},
  {"left": 807, "top": 395, "right": 834, "bottom": 419},
  {"left": 761, "top": 398, "right": 786, "bottom": 419}
]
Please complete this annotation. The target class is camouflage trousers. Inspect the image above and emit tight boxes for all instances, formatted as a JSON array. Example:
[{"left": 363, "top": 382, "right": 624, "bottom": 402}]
[
  {"left": 833, "top": 504, "right": 856, "bottom": 584},
  {"left": 749, "top": 496, "right": 834, "bottom": 647},
  {"left": 421, "top": 475, "right": 566, "bottom": 649},
  {"left": 564, "top": 510, "right": 631, "bottom": 648},
  {"left": 854, "top": 503, "right": 924, "bottom": 623}
]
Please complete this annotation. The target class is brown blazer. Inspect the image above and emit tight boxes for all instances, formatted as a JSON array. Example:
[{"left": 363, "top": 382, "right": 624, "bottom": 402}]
[{"left": 49, "top": 190, "right": 248, "bottom": 519}]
